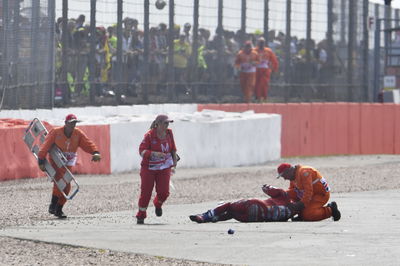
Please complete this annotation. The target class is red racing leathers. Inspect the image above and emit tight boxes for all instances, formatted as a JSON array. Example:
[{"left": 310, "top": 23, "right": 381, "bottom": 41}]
[{"left": 191, "top": 186, "right": 294, "bottom": 223}]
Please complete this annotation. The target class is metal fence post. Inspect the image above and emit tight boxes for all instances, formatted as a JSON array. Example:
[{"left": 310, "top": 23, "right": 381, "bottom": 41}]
[
  {"left": 30, "top": 0, "right": 40, "bottom": 108},
  {"left": 241, "top": 0, "right": 246, "bottom": 34},
  {"left": 327, "top": 0, "right": 334, "bottom": 100},
  {"left": 217, "top": 0, "right": 224, "bottom": 99},
  {"left": 191, "top": 0, "right": 199, "bottom": 100},
  {"left": 10, "top": 0, "right": 20, "bottom": 108},
  {"left": 48, "top": 0, "right": 55, "bottom": 108},
  {"left": 383, "top": 4, "right": 391, "bottom": 83},
  {"left": 373, "top": 18, "right": 381, "bottom": 102},
  {"left": 340, "top": 0, "right": 346, "bottom": 44},
  {"left": 264, "top": 0, "right": 269, "bottom": 43},
  {"left": 1, "top": 0, "right": 9, "bottom": 109},
  {"left": 61, "top": 0, "right": 69, "bottom": 105},
  {"left": 143, "top": 0, "right": 150, "bottom": 103},
  {"left": 284, "top": 0, "right": 292, "bottom": 85},
  {"left": 116, "top": 0, "right": 123, "bottom": 102},
  {"left": 192, "top": 0, "right": 199, "bottom": 81},
  {"left": 217, "top": 0, "right": 223, "bottom": 36},
  {"left": 347, "top": 0, "right": 355, "bottom": 102},
  {"left": 89, "top": 0, "right": 97, "bottom": 105},
  {"left": 306, "top": 0, "right": 311, "bottom": 65},
  {"left": 327, "top": 0, "right": 334, "bottom": 66},
  {"left": 362, "top": 0, "right": 369, "bottom": 102},
  {"left": 167, "top": 0, "right": 175, "bottom": 101}
]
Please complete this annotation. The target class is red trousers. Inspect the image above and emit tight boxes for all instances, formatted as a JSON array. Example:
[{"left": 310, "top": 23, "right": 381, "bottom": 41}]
[
  {"left": 51, "top": 161, "right": 72, "bottom": 206},
  {"left": 255, "top": 68, "right": 271, "bottom": 100},
  {"left": 239, "top": 72, "right": 256, "bottom": 103},
  {"left": 136, "top": 167, "right": 171, "bottom": 219}
]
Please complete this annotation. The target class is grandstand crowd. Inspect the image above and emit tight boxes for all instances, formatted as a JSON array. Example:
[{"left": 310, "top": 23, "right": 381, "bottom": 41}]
[{"left": 55, "top": 14, "right": 331, "bottom": 102}]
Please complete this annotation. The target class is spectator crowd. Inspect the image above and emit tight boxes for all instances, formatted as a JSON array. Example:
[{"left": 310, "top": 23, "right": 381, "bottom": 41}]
[{"left": 54, "top": 14, "right": 332, "bottom": 103}]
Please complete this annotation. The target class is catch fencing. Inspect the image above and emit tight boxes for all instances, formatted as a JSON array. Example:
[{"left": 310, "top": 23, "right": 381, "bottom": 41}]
[{"left": 0, "top": 0, "right": 398, "bottom": 109}]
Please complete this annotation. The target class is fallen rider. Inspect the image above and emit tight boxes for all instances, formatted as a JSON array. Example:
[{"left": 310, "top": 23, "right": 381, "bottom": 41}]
[{"left": 189, "top": 185, "right": 301, "bottom": 223}]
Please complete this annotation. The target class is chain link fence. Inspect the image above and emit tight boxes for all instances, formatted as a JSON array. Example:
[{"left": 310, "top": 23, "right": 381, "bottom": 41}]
[
  {"left": 1, "top": 0, "right": 54, "bottom": 109},
  {"left": 0, "top": 0, "right": 398, "bottom": 109}
]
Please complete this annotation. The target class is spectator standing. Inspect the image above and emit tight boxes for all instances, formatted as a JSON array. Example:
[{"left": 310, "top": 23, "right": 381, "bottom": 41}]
[
  {"left": 196, "top": 41, "right": 208, "bottom": 81},
  {"left": 173, "top": 35, "right": 192, "bottom": 90},
  {"left": 123, "top": 17, "right": 135, "bottom": 32},
  {"left": 136, "top": 114, "right": 178, "bottom": 224},
  {"left": 198, "top": 28, "right": 210, "bottom": 47},
  {"left": 148, "top": 27, "right": 161, "bottom": 94},
  {"left": 155, "top": 23, "right": 168, "bottom": 84},
  {"left": 95, "top": 27, "right": 111, "bottom": 88},
  {"left": 254, "top": 37, "right": 279, "bottom": 102},
  {"left": 76, "top": 14, "right": 85, "bottom": 30},
  {"left": 107, "top": 26, "right": 118, "bottom": 83},
  {"left": 316, "top": 41, "right": 329, "bottom": 83},
  {"left": 130, "top": 30, "right": 144, "bottom": 82},
  {"left": 235, "top": 41, "right": 259, "bottom": 103},
  {"left": 224, "top": 31, "right": 240, "bottom": 80},
  {"left": 132, "top": 18, "right": 140, "bottom": 32},
  {"left": 121, "top": 24, "right": 133, "bottom": 84},
  {"left": 72, "top": 27, "right": 90, "bottom": 96},
  {"left": 183, "top": 23, "right": 192, "bottom": 44}
]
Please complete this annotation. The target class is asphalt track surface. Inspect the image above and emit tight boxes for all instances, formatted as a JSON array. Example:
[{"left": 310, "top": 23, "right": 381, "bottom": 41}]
[{"left": 1, "top": 155, "right": 400, "bottom": 265}]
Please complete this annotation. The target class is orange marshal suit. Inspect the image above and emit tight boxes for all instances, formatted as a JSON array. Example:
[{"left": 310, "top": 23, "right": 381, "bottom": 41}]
[
  {"left": 38, "top": 126, "right": 98, "bottom": 205},
  {"left": 235, "top": 50, "right": 260, "bottom": 103},
  {"left": 254, "top": 47, "right": 279, "bottom": 101},
  {"left": 286, "top": 165, "right": 333, "bottom": 221}
]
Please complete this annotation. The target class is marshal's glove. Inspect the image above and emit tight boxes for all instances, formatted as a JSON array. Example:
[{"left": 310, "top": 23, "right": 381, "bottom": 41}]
[
  {"left": 92, "top": 152, "right": 101, "bottom": 162},
  {"left": 262, "top": 185, "right": 286, "bottom": 198}
]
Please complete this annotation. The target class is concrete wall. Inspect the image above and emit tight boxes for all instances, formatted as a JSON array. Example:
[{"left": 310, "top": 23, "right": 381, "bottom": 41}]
[
  {"left": 109, "top": 113, "right": 281, "bottom": 172},
  {"left": 110, "top": 122, "right": 149, "bottom": 173},
  {"left": 0, "top": 104, "right": 198, "bottom": 125}
]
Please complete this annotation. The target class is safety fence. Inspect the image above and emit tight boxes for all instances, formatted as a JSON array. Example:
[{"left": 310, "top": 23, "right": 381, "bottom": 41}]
[
  {"left": 1, "top": 0, "right": 54, "bottom": 109},
  {"left": 0, "top": 0, "right": 399, "bottom": 109}
]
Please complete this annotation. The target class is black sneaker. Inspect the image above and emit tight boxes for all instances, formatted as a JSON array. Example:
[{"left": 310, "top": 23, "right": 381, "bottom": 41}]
[
  {"left": 137, "top": 217, "right": 144, "bottom": 224},
  {"left": 48, "top": 196, "right": 58, "bottom": 215},
  {"left": 155, "top": 207, "right": 162, "bottom": 217},
  {"left": 48, "top": 204, "right": 56, "bottom": 215},
  {"left": 54, "top": 205, "right": 67, "bottom": 219},
  {"left": 189, "top": 210, "right": 216, "bottom": 223},
  {"left": 328, "top": 201, "right": 341, "bottom": 221},
  {"left": 189, "top": 214, "right": 205, "bottom": 223},
  {"left": 55, "top": 210, "right": 67, "bottom": 219}
]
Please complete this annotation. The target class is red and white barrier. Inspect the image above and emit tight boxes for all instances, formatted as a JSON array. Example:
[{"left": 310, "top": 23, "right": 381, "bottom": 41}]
[
  {"left": 0, "top": 105, "right": 281, "bottom": 180},
  {"left": 4, "top": 102, "right": 399, "bottom": 181},
  {"left": 199, "top": 102, "right": 400, "bottom": 157}
]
